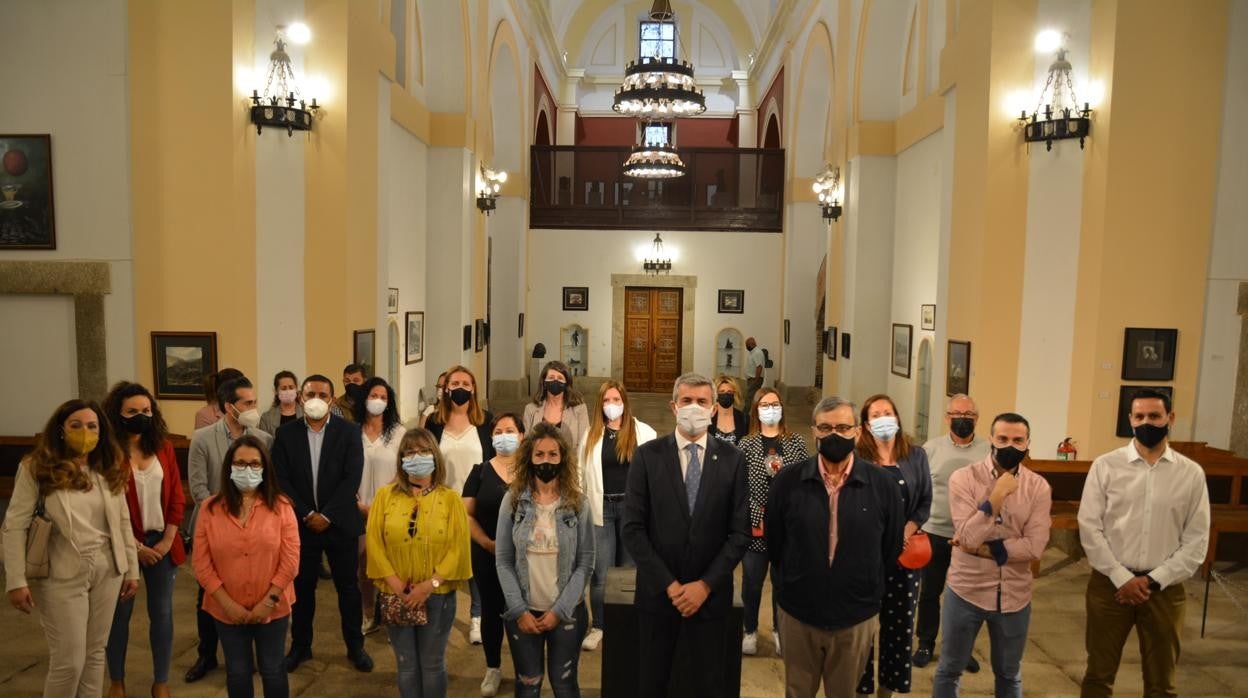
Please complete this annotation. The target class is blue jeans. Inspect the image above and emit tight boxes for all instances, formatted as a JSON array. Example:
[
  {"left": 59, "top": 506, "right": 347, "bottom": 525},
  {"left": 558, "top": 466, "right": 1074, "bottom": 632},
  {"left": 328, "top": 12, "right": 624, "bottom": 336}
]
[
  {"left": 106, "top": 530, "right": 177, "bottom": 683},
  {"left": 932, "top": 590, "right": 1031, "bottom": 698},
  {"left": 216, "top": 616, "right": 289, "bottom": 698},
  {"left": 590, "top": 498, "right": 634, "bottom": 630},
  {"left": 387, "top": 592, "right": 457, "bottom": 698},
  {"left": 740, "top": 549, "right": 778, "bottom": 635},
  {"left": 505, "top": 604, "right": 587, "bottom": 697}
]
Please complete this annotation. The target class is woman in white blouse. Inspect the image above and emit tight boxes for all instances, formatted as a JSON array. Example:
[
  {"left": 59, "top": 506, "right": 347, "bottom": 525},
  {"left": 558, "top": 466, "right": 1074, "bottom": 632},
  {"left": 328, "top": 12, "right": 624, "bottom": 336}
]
[{"left": 354, "top": 376, "right": 406, "bottom": 635}]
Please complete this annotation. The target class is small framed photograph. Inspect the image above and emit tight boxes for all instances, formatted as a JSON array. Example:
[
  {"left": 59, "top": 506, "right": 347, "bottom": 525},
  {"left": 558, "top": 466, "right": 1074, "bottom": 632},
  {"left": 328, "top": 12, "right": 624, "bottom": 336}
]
[
  {"left": 462, "top": 324, "right": 472, "bottom": 351},
  {"left": 353, "top": 329, "right": 375, "bottom": 377},
  {"left": 563, "top": 286, "right": 589, "bottom": 311},
  {"left": 405, "top": 311, "right": 424, "bottom": 365},
  {"left": 891, "top": 323, "right": 913, "bottom": 378},
  {"left": 387, "top": 288, "right": 399, "bottom": 314},
  {"left": 474, "top": 319, "right": 485, "bottom": 352},
  {"left": 783, "top": 319, "right": 790, "bottom": 345},
  {"left": 825, "top": 326, "right": 838, "bottom": 360},
  {"left": 947, "top": 340, "right": 971, "bottom": 396},
  {"left": 718, "top": 289, "right": 744, "bottom": 314},
  {"left": 151, "top": 332, "right": 218, "bottom": 400},
  {"left": 1116, "top": 385, "right": 1174, "bottom": 437},
  {"left": 1121, "top": 328, "right": 1177, "bottom": 381},
  {"left": 518, "top": 312, "right": 525, "bottom": 338},
  {"left": 841, "top": 332, "right": 851, "bottom": 359},
  {"left": 0, "top": 135, "right": 57, "bottom": 250},
  {"left": 921, "top": 304, "right": 936, "bottom": 331}
]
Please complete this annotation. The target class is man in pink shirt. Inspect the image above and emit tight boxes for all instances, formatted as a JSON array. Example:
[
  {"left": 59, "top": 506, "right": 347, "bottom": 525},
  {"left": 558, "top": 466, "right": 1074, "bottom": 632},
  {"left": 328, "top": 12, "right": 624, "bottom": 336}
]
[{"left": 932, "top": 412, "right": 1051, "bottom": 698}]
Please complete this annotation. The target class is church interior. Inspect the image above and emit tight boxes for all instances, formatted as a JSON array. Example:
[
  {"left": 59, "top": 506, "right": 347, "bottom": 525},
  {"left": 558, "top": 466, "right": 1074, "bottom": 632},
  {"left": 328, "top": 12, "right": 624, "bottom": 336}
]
[{"left": 1, "top": 0, "right": 1247, "bottom": 695}]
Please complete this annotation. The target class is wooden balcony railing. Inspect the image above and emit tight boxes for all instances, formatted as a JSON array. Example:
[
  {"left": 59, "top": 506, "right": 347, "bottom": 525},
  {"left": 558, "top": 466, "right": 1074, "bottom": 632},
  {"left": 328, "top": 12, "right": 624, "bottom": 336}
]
[{"left": 529, "top": 145, "right": 785, "bottom": 232}]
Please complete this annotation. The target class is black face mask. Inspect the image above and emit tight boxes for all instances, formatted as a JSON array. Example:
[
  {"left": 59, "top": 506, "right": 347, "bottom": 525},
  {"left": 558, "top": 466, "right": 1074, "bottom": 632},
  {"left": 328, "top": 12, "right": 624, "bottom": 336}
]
[
  {"left": 993, "top": 445, "right": 1028, "bottom": 473},
  {"left": 717, "top": 393, "right": 735, "bottom": 408},
  {"left": 817, "top": 433, "right": 856, "bottom": 463},
  {"left": 1134, "top": 422, "right": 1169, "bottom": 449},
  {"left": 345, "top": 383, "right": 366, "bottom": 403},
  {"left": 448, "top": 388, "right": 472, "bottom": 406},
  {"left": 120, "top": 413, "right": 152, "bottom": 435},
  {"left": 950, "top": 417, "right": 975, "bottom": 439},
  {"left": 532, "top": 462, "right": 561, "bottom": 483},
  {"left": 544, "top": 380, "right": 567, "bottom": 397}
]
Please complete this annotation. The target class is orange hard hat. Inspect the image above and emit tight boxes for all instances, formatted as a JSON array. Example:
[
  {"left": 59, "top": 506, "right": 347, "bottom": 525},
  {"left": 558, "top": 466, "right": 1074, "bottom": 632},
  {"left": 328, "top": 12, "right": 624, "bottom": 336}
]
[{"left": 898, "top": 531, "right": 932, "bottom": 569}]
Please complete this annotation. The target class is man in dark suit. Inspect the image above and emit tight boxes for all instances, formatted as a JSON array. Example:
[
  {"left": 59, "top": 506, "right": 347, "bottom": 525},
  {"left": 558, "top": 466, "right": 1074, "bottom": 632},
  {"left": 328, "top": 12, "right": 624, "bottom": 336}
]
[
  {"left": 273, "top": 374, "right": 373, "bottom": 672},
  {"left": 623, "top": 372, "right": 749, "bottom": 696}
]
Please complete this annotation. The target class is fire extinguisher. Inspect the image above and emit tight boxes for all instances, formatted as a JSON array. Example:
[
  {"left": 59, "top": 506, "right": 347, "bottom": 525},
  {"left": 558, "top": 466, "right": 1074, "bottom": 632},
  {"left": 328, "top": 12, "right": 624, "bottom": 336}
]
[{"left": 1057, "top": 437, "right": 1078, "bottom": 461}]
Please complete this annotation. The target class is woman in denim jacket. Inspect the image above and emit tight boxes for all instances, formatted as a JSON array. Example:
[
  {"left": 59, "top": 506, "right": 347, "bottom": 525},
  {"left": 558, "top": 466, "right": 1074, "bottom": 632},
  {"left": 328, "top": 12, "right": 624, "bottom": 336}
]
[{"left": 495, "top": 422, "right": 595, "bottom": 697}]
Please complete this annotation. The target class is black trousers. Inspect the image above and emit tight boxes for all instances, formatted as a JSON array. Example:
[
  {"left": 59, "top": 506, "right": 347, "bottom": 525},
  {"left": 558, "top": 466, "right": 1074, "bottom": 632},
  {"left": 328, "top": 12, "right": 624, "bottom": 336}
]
[
  {"left": 472, "top": 546, "right": 507, "bottom": 669},
  {"left": 196, "top": 583, "right": 219, "bottom": 660},
  {"left": 291, "top": 529, "right": 364, "bottom": 653},
  {"left": 637, "top": 606, "right": 731, "bottom": 697},
  {"left": 915, "top": 532, "right": 954, "bottom": 649}
]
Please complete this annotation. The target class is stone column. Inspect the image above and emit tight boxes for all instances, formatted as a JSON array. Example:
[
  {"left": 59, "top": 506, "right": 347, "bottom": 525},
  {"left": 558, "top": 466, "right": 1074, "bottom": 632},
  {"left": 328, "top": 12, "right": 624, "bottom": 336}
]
[{"left": 1231, "top": 282, "right": 1248, "bottom": 457}]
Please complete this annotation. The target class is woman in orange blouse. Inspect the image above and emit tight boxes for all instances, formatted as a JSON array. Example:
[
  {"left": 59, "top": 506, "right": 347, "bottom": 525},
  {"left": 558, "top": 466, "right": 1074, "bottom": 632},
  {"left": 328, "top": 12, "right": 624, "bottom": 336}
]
[{"left": 193, "top": 435, "right": 300, "bottom": 698}]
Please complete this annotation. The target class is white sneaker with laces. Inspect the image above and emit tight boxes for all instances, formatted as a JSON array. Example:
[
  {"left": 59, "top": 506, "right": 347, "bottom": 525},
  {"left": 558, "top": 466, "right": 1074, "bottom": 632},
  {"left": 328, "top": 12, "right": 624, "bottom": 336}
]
[
  {"left": 581, "top": 628, "right": 603, "bottom": 651},
  {"left": 469, "top": 616, "right": 483, "bottom": 645},
  {"left": 742, "top": 632, "right": 758, "bottom": 656},
  {"left": 480, "top": 667, "right": 502, "bottom": 696}
]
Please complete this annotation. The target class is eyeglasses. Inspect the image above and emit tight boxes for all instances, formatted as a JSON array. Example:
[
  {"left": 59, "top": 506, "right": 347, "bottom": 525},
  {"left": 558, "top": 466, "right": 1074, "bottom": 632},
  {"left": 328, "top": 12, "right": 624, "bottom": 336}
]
[
  {"left": 231, "top": 461, "right": 263, "bottom": 470},
  {"left": 813, "top": 423, "right": 858, "bottom": 436},
  {"left": 757, "top": 402, "right": 782, "bottom": 409},
  {"left": 408, "top": 507, "right": 419, "bottom": 538},
  {"left": 947, "top": 411, "right": 978, "bottom": 419}
]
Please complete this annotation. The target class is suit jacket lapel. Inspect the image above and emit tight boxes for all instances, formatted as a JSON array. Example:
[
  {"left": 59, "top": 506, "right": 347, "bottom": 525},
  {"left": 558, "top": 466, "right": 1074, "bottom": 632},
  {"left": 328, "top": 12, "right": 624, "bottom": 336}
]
[
  {"left": 663, "top": 435, "right": 692, "bottom": 523},
  {"left": 689, "top": 437, "right": 723, "bottom": 523},
  {"left": 315, "top": 418, "right": 337, "bottom": 505}
]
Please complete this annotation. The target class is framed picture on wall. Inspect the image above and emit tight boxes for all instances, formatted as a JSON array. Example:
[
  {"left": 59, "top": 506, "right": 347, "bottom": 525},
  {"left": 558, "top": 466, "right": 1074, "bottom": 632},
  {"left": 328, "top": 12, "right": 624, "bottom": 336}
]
[
  {"left": 353, "top": 329, "right": 375, "bottom": 378},
  {"left": 891, "top": 323, "right": 913, "bottom": 378},
  {"left": 563, "top": 286, "right": 589, "bottom": 311},
  {"left": 474, "top": 319, "right": 485, "bottom": 352},
  {"left": 921, "top": 304, "right": 936, "bottom": 331},
  {"left": 1121, "top": 328, "right": 1177, "bottom": 381},
  {"left": 0, "top": 135, "right": 56, "bottom": 250},
  {"left": 462, "top": 325, "right": 472, "bottom": 351},
  {"left": 387, "top": 288, "right": 399, "bottom": 314},
  {"left": 947, "top": 340, "right": 971, "bottom": 396},
  {"left": 825, "top": 326, "right": 838, "bottom": 360},
  {"left": 1116, "top": 385, "right": 1174, "bottom": 437},
  {"left": 841, "top": 332, "right": 851, "bottom": 359},
  {"left": 783, "top": 319, "right": 790, "bottom": 345},
  {"left": 151, "top": 331, "right": 218, "bottom": 400},
  {"left": 518, "top": 312, "right": 525, "bottom": 338},
  {"left": 718, "top": 289, "right": 744, "bottom": 314},
  {"left": 405, "top": 311, "right": 424, "bottom": 364}
]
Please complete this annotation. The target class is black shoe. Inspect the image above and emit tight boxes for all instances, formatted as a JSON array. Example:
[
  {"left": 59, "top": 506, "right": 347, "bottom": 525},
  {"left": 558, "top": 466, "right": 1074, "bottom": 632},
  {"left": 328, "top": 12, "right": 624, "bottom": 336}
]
[
  {"left": 966, "top": 655, "right": 981, "bottom": 673},
  {"left": 912, "top": 646, "right": 933, "bottom": 668},
  {"left": 347, "top": 647, "right": 374, "bottom": 673},
  {"left": 285, "top": 647, "right": 313, "bottom": 673},
  {"left": 184, "top": 656, "right": 217, "bottom": 683}
]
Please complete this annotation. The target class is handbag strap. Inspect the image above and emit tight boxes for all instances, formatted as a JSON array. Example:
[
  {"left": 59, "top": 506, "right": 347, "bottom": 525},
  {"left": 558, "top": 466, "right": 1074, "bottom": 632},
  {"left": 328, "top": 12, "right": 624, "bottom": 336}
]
[{"left": 33, "top": 491, "right": 47, "bottom": 518}]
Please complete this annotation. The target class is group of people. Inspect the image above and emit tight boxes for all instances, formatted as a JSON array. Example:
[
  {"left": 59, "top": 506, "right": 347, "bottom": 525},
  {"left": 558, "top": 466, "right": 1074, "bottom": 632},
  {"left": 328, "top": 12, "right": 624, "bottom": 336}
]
[{"left": 0, "top": 355, "right": 1212, "bottom": 698}]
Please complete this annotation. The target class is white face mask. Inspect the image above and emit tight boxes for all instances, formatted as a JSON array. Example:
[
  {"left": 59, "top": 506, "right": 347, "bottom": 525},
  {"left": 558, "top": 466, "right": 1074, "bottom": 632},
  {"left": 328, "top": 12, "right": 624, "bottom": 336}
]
[
  {"left": 603, "top": 403, "right": 625, "bottom": 422},
  {"left": 675, "top": 403, "right": 712, "bottom": 436},
  {"left": 366, "top": 398, "right": 387, "bottom": 416},
  {"left": 869, "top": 415, "right": 900, "bottom": 440},
  {"left": 278, "top": 388, "right": 297, "bottom": 405},
  {"left": 234, "top": 406, "right": 261, "bottom": 429},
  {"left": 230, "top": 467, "right": 264, "bottom": 492},
  {"left": 758, "top": 405, "right": 783, "bottom": 426},
  {"left": 303, "top": 397, "right": 330, "bottom": 420}
]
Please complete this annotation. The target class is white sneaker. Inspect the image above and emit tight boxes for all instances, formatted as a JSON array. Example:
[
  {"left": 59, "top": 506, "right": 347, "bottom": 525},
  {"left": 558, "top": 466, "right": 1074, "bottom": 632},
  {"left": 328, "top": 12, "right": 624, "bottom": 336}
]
[
  {"left": 742, "top": 632, "right": 758, "bottom": 655},
  {"left": 773, "top": 631, "right": 782, "bottom": 657},
  {"left": 469, "top": 616, "right": 483, "bottom": 645},
  {"left": 581, "top": 628, "right": 603, "bottom": 651},
  {"left": 480, "top": 667, "right": 502, "bottom": 696}
]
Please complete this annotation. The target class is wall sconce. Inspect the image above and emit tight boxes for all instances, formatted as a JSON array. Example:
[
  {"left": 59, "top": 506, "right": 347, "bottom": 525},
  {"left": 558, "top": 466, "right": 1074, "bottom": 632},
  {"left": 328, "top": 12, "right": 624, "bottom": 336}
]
[
  {"left": 812, "top": 165, "right": 842, "bottom": 222},
  {"left": 476, "top": 166, "right": 506, "bottom": 215},
  {"left": 1017, "top": 30, "right": 1091, "bottom": 151},
  {"left": 250, "top": 24, "right": 319, "bottom": 136},
  {"left": 643, "top": 233, "right": 672, "bottom": 274}
]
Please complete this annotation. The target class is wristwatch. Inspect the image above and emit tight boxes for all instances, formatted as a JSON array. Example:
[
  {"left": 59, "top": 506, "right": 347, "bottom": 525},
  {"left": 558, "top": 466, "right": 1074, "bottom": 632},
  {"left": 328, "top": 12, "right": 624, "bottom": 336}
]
[
  {"left": 430, "top": 578, "right": 442, "bottom": 590},
  {"left": 1145, "top": 575, "right": 1161, "bottom": 592}
]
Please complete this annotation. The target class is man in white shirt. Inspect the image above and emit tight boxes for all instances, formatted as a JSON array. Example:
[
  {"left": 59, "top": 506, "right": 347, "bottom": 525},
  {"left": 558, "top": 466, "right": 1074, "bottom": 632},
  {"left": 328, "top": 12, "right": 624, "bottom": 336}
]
[
  {"left": 744, "top": 337, "right": 766, "bottom": 408},
  {"left": 1077, "top": 388, "right": 1210, "bottom": 697}
]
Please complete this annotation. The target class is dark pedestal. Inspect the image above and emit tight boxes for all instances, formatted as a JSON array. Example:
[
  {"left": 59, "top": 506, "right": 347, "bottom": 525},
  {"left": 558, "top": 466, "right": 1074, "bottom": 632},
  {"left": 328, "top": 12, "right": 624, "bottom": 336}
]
[{"left": 600, "top": 567, "right": 743, "bottom": 698}]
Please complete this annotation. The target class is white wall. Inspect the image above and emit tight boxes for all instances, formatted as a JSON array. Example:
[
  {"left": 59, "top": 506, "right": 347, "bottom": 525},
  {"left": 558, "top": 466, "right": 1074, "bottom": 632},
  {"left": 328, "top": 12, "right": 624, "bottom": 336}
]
[
  {"left": 1194, "top": 0, "right": 1248, "bottom": 450},
  {"left": 489, "top": 197, "right": 527, "bottom": 384},
  {"left": 0, "top": 296, "right": 78, "bottom": 434},
  {"left": 526, "top": 229, "right": 784, "bottom": 383},
  {"left": 0, "top": 0, "right": 136, "bottom": 414},
  {"left": 782, "top": 203, "right": 831, "bottom": 387},
  {"left": 840, "top": 156, "right": 897, "bottom": 403}
]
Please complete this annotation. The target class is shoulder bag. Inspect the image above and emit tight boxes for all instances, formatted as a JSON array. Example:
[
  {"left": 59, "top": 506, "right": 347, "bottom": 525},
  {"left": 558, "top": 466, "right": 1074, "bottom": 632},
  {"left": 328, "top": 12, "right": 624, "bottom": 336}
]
[{"left": 25, "top": 492, "right": 53, "bottom": 580}]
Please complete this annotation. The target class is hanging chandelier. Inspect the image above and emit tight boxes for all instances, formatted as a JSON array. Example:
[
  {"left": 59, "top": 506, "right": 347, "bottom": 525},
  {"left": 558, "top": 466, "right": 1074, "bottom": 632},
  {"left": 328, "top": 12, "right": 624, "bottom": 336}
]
[
  {"left": 1017, "top": 31, "right": 1091, "bottom": 151},
  {"left": 612, "top": 0, "right": 706, "bottom": 117},
  {"left": 623, "top": 123, "right": 685, "bottom": 179},
  {"left": 643, "top": 233, "right": 672, "bottom": 274},
  {"left": 250, "top": 24, "right": 319, "bottom": 136}
]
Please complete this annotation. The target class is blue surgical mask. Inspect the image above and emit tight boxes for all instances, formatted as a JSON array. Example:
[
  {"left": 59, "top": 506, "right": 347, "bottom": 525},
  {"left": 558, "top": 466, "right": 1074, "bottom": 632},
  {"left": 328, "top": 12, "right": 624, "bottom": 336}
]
[
  {"left": 401, "top": 454, "right": 436, "bottom": 477},
  {"left": 869, "top": 415, "right": 900, "bottom": 440},
  {"left": 492, "top": 433, "right": 520, "bottom": 455},
  {"left": 230, "top": 467, "right": 264, "bottom": 492}
]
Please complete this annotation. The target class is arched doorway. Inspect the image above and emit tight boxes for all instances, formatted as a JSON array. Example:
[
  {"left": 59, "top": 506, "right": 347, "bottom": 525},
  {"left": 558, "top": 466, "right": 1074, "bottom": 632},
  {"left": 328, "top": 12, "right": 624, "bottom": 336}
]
[
  {"left": 763, "top": 114, "right": 780, "bottom": 148},
  {"left": 914, "top": 338, "right": 932, "bottom": 442},
  {"left": 535, "top": 110, "right": 551, "bottom": 145}
]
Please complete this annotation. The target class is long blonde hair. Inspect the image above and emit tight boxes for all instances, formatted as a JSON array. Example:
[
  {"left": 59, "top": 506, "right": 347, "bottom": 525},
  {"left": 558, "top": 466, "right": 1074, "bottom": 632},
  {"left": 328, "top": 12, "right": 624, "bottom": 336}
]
[
  {"left": 510, "top": 423, "right": 582, "bottom": 513},
  {"left": 715, "top": 375, "right": 743, "bottom": 410},
  {"left": 434, "top": 365, "right": 486, "bottom": 426},
  {"left": 583, "top": 380, "right": 639, "bottom": 465}
]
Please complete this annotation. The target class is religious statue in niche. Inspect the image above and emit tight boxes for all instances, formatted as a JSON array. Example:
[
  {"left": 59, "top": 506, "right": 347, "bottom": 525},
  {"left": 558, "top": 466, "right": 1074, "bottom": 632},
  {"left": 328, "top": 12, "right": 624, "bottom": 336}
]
[
  {"left": 725, "top": 354, "right": 733, "bottom": 368},
  {"left": 724, "top": 338, "right": 733, "bottom": 350},
  {"left": 572, "top": 330, "right": 580, "bottom": 346}
]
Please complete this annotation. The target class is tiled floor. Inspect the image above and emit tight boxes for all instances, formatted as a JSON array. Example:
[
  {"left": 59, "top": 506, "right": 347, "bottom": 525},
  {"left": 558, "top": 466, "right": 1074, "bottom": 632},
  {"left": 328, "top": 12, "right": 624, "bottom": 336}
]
[{"left": 1, "top": 392, "right": 1245, "bottom": 696}]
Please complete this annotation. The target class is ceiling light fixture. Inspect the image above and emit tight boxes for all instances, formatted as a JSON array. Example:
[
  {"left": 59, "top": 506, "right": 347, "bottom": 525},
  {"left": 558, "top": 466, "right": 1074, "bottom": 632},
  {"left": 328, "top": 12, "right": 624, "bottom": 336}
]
[
  {"left": 612, "top": 0, "right": 706, "bottom": 118},
  {"left": 250, "top": 24, "right": 319, "bottom": 136},
  {"left": 1018, "top": 31, "right": 1092, "bottom": 151}
]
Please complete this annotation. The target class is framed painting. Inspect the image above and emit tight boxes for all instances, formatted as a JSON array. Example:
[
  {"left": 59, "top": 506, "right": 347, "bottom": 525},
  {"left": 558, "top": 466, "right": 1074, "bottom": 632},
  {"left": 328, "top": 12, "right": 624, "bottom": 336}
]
[
  {"left": 921, "top": 304, "right": 936, "bottom": 331},
  {"left": 891, "top": 323, "right": 913, "bottom": 378},
  {"left": 825, "top": 326, "right": 838, "bottom": 360},
  {"left": 1116, "top": 385, "right": 1174, "bottom": 437},
  {"left": 151, "top": 332, "right": 218, "bottom": 400},
  {"left": 947, "top": 340, "right": 971, "bottom": 396},
  {"left": 353, "top": 329, "right": 375, "bottom": 377},
  {"left": 563, "top": 286, "right": 588, "bottom": 311},
  {"left": 474, "top": 319, "right": 485, "bottom": 352},
  {"left": 1121, "top": 328, "right": 1177, "bottom": 381},
  {"left": 0, "top": 135, "right": 56, "bottom": 249},
  {"left": 841, "top": 332, "right": 851, "bottom": 359},
  {"left": 405, "top": 311, "right": 423, "bottom": 364},
  {"left": 718, "top": 289, "right": 744, "bottom": 314},
  {"left": 783, "top": 319, "right": 790, "bottom": 345},
  {"left": 387, "top": 288, "right": 399, "bottom": 314},
  {"left": 462, "top": 324, "right": 472, "bottom": 351}
]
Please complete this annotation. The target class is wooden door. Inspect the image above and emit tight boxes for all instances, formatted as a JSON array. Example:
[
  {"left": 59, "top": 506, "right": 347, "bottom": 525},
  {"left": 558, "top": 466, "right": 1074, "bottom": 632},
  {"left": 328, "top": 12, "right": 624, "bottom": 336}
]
[{"left": 623, "top": 287, "right": 683, "bottom": 392}]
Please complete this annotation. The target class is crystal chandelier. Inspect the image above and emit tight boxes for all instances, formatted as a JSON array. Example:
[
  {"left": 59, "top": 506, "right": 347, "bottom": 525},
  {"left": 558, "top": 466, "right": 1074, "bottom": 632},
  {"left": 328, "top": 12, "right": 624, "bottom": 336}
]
[
  {"left": 250, "top": 24, "right": 319, "bottom": 136},
  {"left": 1017, "top": 31, "right": 1091, "bottom": 151},
  {"left": 612, "top": 1, "right": 706, "bottom": 117}
]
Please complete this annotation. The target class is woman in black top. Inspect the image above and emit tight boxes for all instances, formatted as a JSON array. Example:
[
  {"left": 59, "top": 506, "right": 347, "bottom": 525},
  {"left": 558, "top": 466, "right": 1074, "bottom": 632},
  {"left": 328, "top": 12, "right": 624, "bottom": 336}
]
[
  {"left": 709, "top": 375, "right": 749, "bottom": 446},
  {"left": 462, "top": 413, "right": 524, "bottom": 697}
]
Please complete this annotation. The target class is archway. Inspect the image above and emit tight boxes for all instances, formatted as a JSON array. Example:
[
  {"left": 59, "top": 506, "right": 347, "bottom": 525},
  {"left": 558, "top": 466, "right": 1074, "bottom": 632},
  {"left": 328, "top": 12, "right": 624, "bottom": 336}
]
[
  {"left": 763, "top": 113, "right": 780, "bottom": 148},
  {"left": 915, "top": 338, "right": 932, "bottom": 442},
  {"left": 535, "top": 110, "right": 551, "bottom": 145}
]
